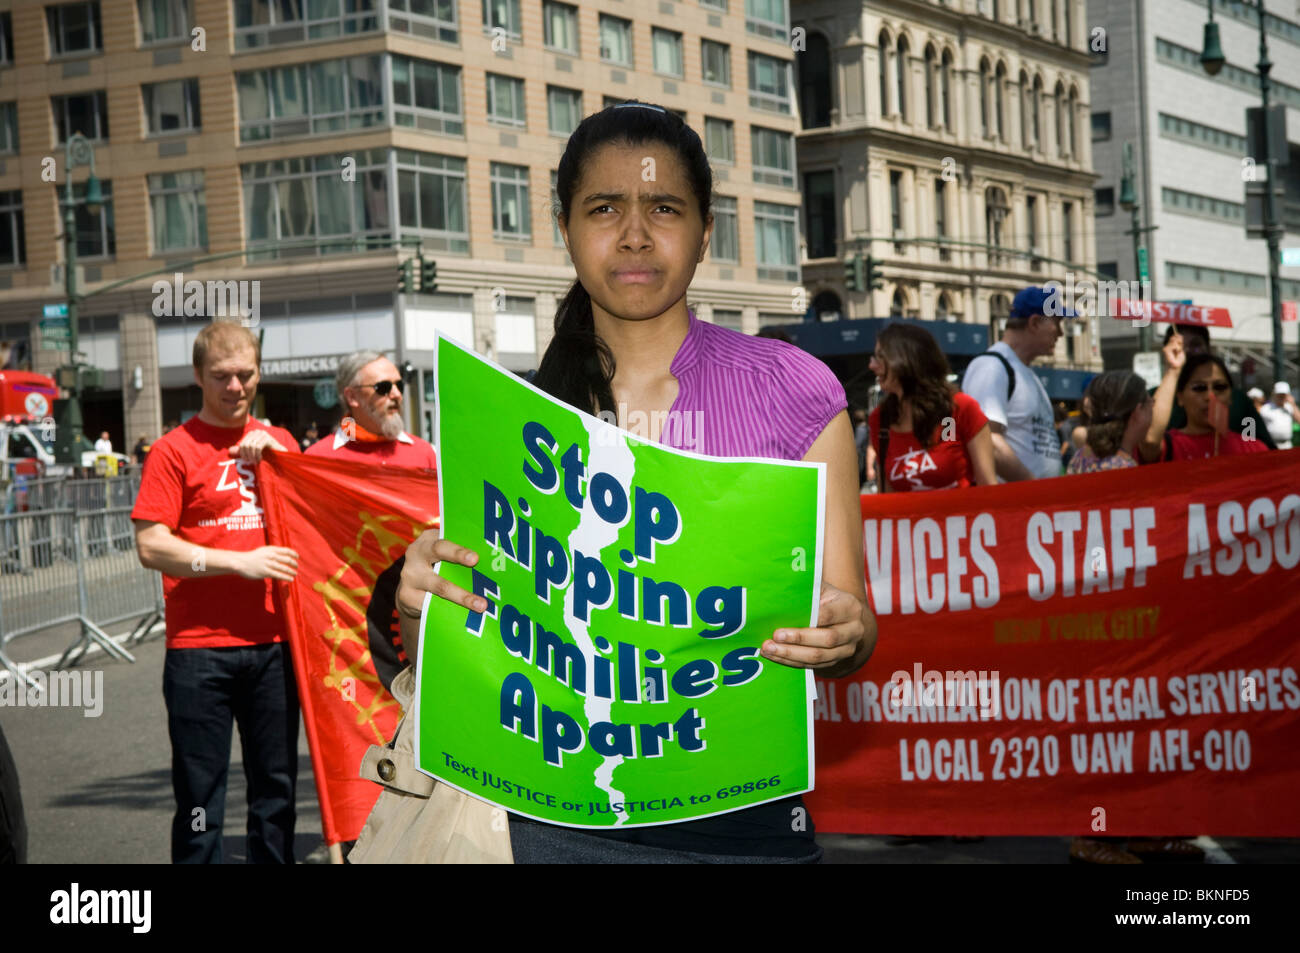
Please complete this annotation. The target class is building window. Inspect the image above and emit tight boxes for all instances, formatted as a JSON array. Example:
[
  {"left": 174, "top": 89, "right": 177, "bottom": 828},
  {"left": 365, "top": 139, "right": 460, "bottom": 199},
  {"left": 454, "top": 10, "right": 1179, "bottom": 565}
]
[
  {"left": 1095, "top": 186, "right": 1115, "bottom": 216},
  {"left": 483, "top": 0, "right": 521, "bottom": 40},
  {"left": 986, "top": 186, "right": 1008, "bottom": 265},
  {"left": 890, "top": 170, "right": 903, "bottom": 244},
  {"left": 936, "top": 292, "right": 951, "bottom": 320},
  {"left": 1162, "top": 186, "right": 1245, "bottom": 223},
  {"left": 53, "top": 90, "right": 109, "bottom": 142},
  {"left": 486, "top": 73, "right": 526, "bottom": 127},
  {"left": 0, "top": 190, "right": 23, "bottom": 267},
  {"left": 924, "top": 45, "right": 936, "bottom": 128},
  {"left": 0, "top": 12, "right": 12, "bottom": 66},
  {"left": 1031, "top": 75, "right": 1042, "bottom": 145},
  {"left": 1019, "top": 71, "right": 1031, "bottom": 145},
  {"left": 73, "top": 179, "right": 113, "bottom": 258},
  {"left": 396, "top": 149, "right": 467, "bottom": 254},
  {"left": 233, "top": 0, "right": 380, "bottom": 50},
  {"left": 543, "top": 1, "right": 578, "bottom": 54},
  {"left": 702, "top": 39, "right": 730, "bottom": 87},
  {"left": 1055, "top": 82, "right": 1066, "bottom": 155},
  {"left": 47, "top": 2, "right": 103, "bottom": 55},
  {"left": 890, "top": 290, "right": 905, "bottom": 317},
  {"left": 895, "top": 37, "right": 909, "bottom": 121},
  {"left": 711, "top": 195, "right": 738, "bottom": 262},
  {"left": 148, "top": 170, "right": 207, "bottom": 252},
  {"left": 754, "top": 200, "right": 798, "bottom": 282},
  {"left": 243, "top": 148, "right": 391, "bottom": 259},
  {"left": 935, "top": 178, "right": 949, "bottom": 261},
  {"left": 599, "top": 15, "right": 632, "bottom": 66},
  {"left": 704, "top": 116, "right": 734, "bottom": 163},
  {"left": 800, "top": 33, "right": 831, "bottom": 129},
  {"left": 238, "top": 56, "right": 385, "bottom": 141},
  {"left": 1067, "top": 87, "right": 1078, "bottom": 157},
  {"left": 144, "top": 79, "right": 201, "bottom": 135},
  {"left": 941, "top": 50, "right": 953, "bottom": 130},
  {"left": 1091, "top": 110, "right": 1111, "bottom": 141},
  {"left": 748, "top": 51, "right": 792, "bottom": 114},
  {"left": 138, "top": 0, "right": 190, "bottom": 44},
  {"left": 1026, "top": 193, "right": 1040, "bottom": 270},
  {"left": 547, "top": 86, "right": 581, "bottom": 136},
  {"left": 1062, "top": 201, "right": 1074, "bottom": 263},
  {"left": 750, "top": 126, "right": 794, "bottom": 188},
  {"left": 803, "top": 171, "right": 835, "bottom": 260},
  {"left": 1158, "top": 112, "right": 1248, "bottom": 155},
  {"left": 979, "top": 59, "right": 990, "bottom": 138},
  {"left": 653, "top": 28, "right": 683, "bottom": 77},
  {"left": 745, "top": 0, "right": 787, "bottom": 41},
  {"left": 491, "top": 162, "right": 531, "bottom": 241},
  {"left": 994, "top": 62, "right": 1007, "bottom": 141},
  {"left": 390, "top": 56, "right": 463, "bottom": 136},
  {"left": 388, "top": 0, "right": 457, "bottom": 44},
  {"left": 878, "top": 31, "right": 890, "bottom": 116},
  {"left": 0, "top": 102, "right": 17, "bottom": 154}
]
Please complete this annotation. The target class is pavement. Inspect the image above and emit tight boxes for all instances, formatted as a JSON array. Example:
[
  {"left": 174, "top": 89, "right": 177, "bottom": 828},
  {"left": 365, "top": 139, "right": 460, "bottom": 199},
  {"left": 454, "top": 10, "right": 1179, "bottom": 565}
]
[{"left": 2, "top": 622, "right": 1296, "bottom": 864}]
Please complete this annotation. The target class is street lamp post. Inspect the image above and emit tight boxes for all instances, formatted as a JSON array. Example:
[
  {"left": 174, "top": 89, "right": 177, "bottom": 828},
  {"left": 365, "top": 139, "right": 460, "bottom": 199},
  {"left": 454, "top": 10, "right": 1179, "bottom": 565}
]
[
  {"left": 1118, "top": 141, "right": 1158, "bottom": 353},
  {"left": 54, "top": 132, "right": 103, "bottom": 466},
  {"left": 1201, "top": 0, "right": 1287, "bottom": 384}
]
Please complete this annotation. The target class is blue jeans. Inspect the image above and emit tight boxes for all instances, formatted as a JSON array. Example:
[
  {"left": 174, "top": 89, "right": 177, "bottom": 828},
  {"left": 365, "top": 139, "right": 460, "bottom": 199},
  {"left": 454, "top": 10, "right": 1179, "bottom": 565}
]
[{"left": 163, "top": 643, "right": 299, "bottom": 864}]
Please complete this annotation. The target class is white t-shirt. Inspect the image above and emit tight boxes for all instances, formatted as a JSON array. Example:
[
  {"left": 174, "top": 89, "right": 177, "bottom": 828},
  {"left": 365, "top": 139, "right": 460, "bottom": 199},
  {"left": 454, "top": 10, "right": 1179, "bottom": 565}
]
[
  {"left": 1259, "top": 401, "right": 1294, "bottom": 448},
  {"left": 94, "top": 438, "right": 113, "bottom": 454},
  {"left": 961, "top": 341, "right": 1060, "bottom": 480}
]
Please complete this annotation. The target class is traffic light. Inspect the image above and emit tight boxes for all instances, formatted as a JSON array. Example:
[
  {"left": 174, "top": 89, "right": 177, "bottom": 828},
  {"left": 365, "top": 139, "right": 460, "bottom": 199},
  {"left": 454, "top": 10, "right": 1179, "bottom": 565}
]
[
  {"left": 420, "top": 256, "right": 437, "bottom": 292},
  {"left": 397, "top": 257, "right": 414, "bottom": 294},
  {"left": 865, "top": 256, "right": 885, "bottom": 291},
  {"left": 843, "top": 254, "right": 863, "bottom": 292}
]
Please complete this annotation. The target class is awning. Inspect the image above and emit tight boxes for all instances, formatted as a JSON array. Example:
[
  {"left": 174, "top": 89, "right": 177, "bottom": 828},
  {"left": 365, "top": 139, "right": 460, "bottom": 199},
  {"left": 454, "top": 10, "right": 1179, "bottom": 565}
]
[{"left": 778, "top": 318, "right": 991, "bottom": 358}]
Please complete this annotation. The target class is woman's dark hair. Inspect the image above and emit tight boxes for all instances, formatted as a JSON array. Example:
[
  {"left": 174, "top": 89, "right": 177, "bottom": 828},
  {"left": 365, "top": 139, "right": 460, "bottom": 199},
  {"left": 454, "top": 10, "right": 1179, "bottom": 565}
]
[
  {"left": 1176, "top": 353, "right": 1233, "bottom": 394},
  {"left": 875, "top": 323, "right": 955, "bottom": 449},
  {"left": 1082, "top": 370, "right": 1148, "bottom": 458},
  {"left": 532, "top": 101, "right": 713, "bottom": 415}
]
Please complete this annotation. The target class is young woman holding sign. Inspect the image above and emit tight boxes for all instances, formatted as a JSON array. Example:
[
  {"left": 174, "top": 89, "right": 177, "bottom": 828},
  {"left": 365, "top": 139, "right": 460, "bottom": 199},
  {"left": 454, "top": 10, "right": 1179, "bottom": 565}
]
[{"left": 389, "top": 102, "right": 876, "bottom": 863}]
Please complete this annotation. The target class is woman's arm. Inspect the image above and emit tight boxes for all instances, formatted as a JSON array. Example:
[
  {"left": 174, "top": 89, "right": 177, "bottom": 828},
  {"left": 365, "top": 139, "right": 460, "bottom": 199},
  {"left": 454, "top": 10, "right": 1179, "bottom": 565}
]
[
  {"left": 967, "top": 423, "right": 997, "bottom": 487},
  {"left": 760, "top": 410, "right": 877, "bottom": 679}
]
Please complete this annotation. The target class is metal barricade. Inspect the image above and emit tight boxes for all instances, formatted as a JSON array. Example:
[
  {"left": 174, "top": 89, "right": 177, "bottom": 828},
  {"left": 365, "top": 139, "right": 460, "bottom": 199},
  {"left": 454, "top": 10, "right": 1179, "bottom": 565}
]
[{"left": 0, "top": 508, "right": 142, "bottom": 688}]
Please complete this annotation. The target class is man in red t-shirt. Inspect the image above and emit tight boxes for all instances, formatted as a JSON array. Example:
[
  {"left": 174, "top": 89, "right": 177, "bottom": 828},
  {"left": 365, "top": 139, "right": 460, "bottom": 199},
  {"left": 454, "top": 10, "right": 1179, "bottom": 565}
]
[
  {"left": 305, "top": 351, "right": 436, "bottom": 467},
  {"left": 131, "top": 321, "right": 301, "bottom": 864}
]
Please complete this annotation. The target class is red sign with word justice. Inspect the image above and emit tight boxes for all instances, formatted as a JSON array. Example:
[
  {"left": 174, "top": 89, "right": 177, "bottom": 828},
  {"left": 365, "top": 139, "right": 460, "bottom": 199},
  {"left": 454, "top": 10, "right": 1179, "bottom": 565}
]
[{"left": 808, "top": 451, "right": 1300, "bottom": 836}]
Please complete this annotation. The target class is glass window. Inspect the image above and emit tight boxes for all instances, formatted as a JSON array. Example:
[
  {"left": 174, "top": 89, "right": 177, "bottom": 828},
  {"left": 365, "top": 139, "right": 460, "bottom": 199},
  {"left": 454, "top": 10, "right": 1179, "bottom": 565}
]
[
  {"left": 745, "top": 0, "right": 786, "bottom": 40},
  {"left": 0, "top": 12, "right": 12, "bottom": 66},
  {"left": 748, "top": 51, "right": 791, "bottom": 114},
  {"left": 653, "top": 28, "right": 683, "bottom": 77},
  {"left": 391, "top": 55, "right": 463, "bottom": 136},
  {"left": 803, "top": 170, "right": 835, "bottom": 260},
  {"left": 750, "top": 126, "right": 793, "bottom": 187},
  {"left": 711, "top": 195, "right": 737, "bottom": 261},
  {"left": 491, "top": 162, "right": 531, "bottom": 240},
  {"left": 388, "top": 0, "right": 457, "bottom": 44},
  {"left": 1094, "top": 186, "right": 1114, "bottom": 216},
  {"left": 704, "top": 116, "right": 734, "bottom": 163},
  {"left": 754, "top": 200, "right": 797, "bottom": 281},
  {"left": 547, "top": 86, "right": 581, "bottom": 136},
  {"left": 148, "top": 170, "right": 207, "bottom": 252},
  {"left": 599, "top": 15, "right": 632, "bottom": 66},
  {"left": 0, "top": 102, "right": 17, "bottom": 153},
  {"left": 483, "top": 0, "right": 521, "bottom": 40},
  {"left": 73, "top": 179, "right": 113, "bottom": 258},
  {"left": 396, "top": 149, "right": 468, "bottom": 254},
  {"left": 1091, "top": 110, "right": 1111, "bottom": 141},
  {"left": 143, "top": 79, "right": 201, "bottom": 134},
  {"left": 702, "top": 39, "right": 730, "bottom": 87},
  {"left": 233, "top": 0, "right": 379, "bottom": 49},
  {"left": 0, "top": 190, "right": 24, "bottom": 266},
  {"left": 138, "top": 0, "right": 190, "bottom": 43},
  {"left": 47, "top": 2, "right": 103, "bottom": 55},
  {"left": 543, "top": 1, "right": 578, "bottom": 54},
  {"left": 53, "top": 90, "right": 109, "bottom": 142},
  {"left": 487, "top": 73, "right": 526, "bottom": 127},
  {"left": 1062, "top": 201, "right": 1074, "bottom": 263},
  {"left": 238, "top": 57, "right": 384, "bottom": 141}
]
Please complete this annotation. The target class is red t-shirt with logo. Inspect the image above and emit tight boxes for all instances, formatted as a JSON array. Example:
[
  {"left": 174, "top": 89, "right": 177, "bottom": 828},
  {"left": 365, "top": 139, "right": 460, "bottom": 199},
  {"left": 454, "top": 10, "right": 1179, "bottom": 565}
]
[
  {"left": 1161, "top": 429, "right": 1270, "bottom": 461},
  {"left": 304, "top": 426, "right": 437, "bottom": 468},
  {"left": 130, "top": 416, "right": 299, "bottom": 649},
  {"left": 869, "top": 392, "right": 989, "bottom": 492}
]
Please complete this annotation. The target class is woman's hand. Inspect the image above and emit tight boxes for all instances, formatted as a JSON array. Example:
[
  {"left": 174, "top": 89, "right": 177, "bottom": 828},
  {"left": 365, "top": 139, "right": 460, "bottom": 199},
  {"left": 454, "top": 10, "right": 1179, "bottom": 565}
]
[
  {"left": 396, "top": 528, "right": 487, "bottom": 669},
  {"left": 760, "top": 580, "right": 869, "bottom": 677}
]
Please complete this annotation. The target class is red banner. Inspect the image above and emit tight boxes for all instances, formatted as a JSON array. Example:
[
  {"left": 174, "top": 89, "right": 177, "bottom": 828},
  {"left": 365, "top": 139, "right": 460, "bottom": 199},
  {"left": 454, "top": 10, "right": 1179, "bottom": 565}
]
[
  {"left": 1108, "top": 299, "right": 1233, "bottom": 328},
  {"left": 808, "top": 450, "right": 1300, "bottom": 836},
  {"left": 259, "top": 452, "right": 438, "bottom": 845}
]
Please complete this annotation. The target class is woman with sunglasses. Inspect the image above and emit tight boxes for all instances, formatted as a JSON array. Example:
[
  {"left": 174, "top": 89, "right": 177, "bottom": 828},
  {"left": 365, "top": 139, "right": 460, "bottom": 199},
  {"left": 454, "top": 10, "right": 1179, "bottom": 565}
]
[{"left": 1158, "top": 354, "right": 1270, "bottom": 461}]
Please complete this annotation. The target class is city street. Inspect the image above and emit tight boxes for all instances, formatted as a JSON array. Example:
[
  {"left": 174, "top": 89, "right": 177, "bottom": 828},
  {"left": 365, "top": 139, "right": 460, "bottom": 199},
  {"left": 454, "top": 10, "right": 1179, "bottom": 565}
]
[{"left": 3, "top": 624, "right": 1295, "bottom": 865}]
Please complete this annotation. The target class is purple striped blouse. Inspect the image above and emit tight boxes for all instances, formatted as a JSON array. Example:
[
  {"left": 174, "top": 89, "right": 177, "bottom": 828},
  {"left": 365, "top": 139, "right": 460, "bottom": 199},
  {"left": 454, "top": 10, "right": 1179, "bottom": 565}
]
[{"left": 660, "top": 310, "right": 848, "bottom": 460}]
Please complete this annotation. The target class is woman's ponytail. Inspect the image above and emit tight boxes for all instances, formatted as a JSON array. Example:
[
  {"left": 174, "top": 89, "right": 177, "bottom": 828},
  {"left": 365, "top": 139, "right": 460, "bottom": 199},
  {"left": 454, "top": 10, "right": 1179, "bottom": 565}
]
[{"left": 533, "top": 280, "right": 616, "bottom": 416}]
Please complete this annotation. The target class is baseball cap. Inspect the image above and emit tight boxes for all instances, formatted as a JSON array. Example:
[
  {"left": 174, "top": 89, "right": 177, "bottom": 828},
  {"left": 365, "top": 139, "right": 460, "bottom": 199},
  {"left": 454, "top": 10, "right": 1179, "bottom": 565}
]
[
  {"left": 1247, "top": 387, "right": 1265, "bottom": 400},
  {"left": 1011, "top": 285, "right": 1076, "bottom": 320},
  {"left": 1274, "top": 381, "right": 1291, "bottom": 396}
]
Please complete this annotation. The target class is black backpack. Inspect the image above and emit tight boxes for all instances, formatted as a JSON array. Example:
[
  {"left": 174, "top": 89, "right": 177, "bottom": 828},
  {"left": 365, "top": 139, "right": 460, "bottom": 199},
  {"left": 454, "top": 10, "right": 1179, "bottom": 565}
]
[{"left": 968, "top": 350, "right": 1017, "bottom": 402}]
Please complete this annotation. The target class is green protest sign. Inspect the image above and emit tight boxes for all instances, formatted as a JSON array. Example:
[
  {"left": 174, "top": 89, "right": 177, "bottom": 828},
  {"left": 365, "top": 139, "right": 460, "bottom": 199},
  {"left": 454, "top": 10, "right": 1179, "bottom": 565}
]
[{"left": 415, "top": 335, "right": 823, "bottom": 828}]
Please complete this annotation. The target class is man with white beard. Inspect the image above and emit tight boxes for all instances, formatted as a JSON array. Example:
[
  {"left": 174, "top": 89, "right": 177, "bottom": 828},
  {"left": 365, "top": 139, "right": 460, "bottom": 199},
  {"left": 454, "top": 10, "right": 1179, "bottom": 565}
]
[{"left": 305, "top": 351, "right": 436, "bottom": 468}]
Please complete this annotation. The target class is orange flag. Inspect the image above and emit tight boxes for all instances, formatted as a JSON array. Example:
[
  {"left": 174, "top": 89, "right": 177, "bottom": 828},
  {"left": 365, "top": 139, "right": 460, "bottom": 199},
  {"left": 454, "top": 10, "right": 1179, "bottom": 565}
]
[{"left": 259, "top": 451, "right": 438, "bottom": 846}]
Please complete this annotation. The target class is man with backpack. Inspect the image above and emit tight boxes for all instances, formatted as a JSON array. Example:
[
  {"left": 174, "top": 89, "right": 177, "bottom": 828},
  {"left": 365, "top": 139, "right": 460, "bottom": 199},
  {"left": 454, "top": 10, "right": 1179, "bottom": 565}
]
[{"left": 961, "top": 286, "right": 1069, "bottom": 482}]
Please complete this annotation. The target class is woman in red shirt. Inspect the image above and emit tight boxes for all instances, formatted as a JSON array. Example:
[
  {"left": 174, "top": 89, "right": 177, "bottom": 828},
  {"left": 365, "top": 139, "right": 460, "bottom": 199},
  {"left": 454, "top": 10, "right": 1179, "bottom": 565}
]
[
  {"left": 1161, "top": 354, "right": 1270, "bottom": 461},
  {"left": 867, "top": 323, "right": 996, "bottom": 492}
]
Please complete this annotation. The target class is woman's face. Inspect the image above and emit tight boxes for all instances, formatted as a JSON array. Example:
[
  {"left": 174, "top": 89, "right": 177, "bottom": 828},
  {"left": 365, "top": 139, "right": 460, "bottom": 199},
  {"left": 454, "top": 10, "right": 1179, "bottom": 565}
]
[
  {"left": 869, "top": 347, "right": 900, "bottom": 397},
  {"left": 1176, "top": 362, "right": 1231, "bottom": 428},
  {"left": 1130, "top": 393, "right": 1154, "bottom": 436},
  {"left": 558, "top": 141, "right": 711, "bottom": 328}
]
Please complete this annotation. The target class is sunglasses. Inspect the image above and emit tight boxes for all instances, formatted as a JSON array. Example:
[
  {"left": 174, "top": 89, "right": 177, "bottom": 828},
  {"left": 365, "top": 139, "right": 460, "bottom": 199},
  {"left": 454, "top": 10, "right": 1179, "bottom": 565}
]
[
  {"left": 1188, "top": 382, "right": 1230, "bottom": 394},
  {"left": 359, "top": 379, "right": 403, "bottom": 396}
]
